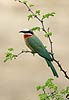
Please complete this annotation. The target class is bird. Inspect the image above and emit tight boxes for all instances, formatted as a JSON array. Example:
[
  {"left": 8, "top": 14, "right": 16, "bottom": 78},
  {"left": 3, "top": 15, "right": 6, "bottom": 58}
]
[{"left": 19, "top": 28, "right": 58, "bottom": 77}]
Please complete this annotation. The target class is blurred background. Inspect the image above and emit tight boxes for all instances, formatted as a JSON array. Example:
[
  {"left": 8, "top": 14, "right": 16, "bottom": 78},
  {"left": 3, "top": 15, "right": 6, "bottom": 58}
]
[{"left": 0, "top": 0, "right": 69, "bottom": 100}]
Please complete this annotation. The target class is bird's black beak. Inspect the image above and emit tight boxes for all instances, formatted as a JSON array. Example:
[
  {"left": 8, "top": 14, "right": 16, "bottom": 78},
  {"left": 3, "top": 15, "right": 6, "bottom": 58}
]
[{"left": 19, "top": 30, "right": 25, "bottom": 33}]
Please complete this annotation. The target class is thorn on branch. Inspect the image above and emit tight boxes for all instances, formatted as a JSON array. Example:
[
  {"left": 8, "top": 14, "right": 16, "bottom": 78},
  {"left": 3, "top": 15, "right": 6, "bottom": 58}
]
[
  {"left": 47, "top": 27, "right": 50, "bottom": 32},
  {"left": 28, "top": 9, "right": 30, "bottom": 11},
  {"left": 34, "top": 15, "right": 37, "bottom": 17}
]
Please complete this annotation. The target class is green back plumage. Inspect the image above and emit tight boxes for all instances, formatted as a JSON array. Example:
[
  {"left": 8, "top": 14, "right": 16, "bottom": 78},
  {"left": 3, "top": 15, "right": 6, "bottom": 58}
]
[
  {"left": 26, "top": 35, "right": 58, "bottom": 77},
  {"left": 26, "top": 35, "right": 52, "bottom": 61}
]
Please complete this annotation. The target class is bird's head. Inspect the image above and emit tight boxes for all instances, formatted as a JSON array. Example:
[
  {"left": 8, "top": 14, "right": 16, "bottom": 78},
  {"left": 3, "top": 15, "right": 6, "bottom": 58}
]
[{"left": 19, "top": 28, "right": 34, "bottom": 38}]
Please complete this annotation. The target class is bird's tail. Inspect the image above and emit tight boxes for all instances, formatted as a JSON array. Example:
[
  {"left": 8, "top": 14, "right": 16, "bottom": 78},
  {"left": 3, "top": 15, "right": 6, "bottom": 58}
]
[{"left": 45, "top": 59, "right": 59, "bottom": 77}]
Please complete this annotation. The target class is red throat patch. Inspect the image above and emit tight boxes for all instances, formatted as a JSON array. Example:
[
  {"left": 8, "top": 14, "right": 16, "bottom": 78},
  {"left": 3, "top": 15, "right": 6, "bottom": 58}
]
[{"left": 24, "top": 34, "right": 32, "bottom": 38}]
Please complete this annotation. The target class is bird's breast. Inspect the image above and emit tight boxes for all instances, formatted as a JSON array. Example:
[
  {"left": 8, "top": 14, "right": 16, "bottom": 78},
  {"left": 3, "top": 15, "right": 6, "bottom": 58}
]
[
  {"left": 24, "top": 34, "right": 32, "bottom": 39},
  {"left": 24, "top": 35, "right": 35, "bottom": 52}
]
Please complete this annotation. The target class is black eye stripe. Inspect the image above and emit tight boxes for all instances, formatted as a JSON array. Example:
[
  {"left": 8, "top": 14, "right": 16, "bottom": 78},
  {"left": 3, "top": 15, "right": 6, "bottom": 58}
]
[{"left": 19, "top": 30, "right": 33, "bottom": 34}]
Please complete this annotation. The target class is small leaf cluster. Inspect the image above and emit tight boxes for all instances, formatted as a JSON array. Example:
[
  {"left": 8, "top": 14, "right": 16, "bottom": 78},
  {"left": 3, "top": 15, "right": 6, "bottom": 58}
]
[
  {"left": 42, "top": 12, "right": 56, "bottom": 20},
  {"left": 61, "top": 86, "right": 69, "bottom": 99},
  {"left": 36, "top": 78, "right": 57, "bottom": 91},
  {"left": 28, "top": 11, "right": 55, "bottom": 21},
  {"left": 44, "top": 32, "right": 53, "bottom": 37},
  {"left": 35, "top": 10, "right": 41, "bottom": 15},
  {"left": 22, "top": 0, "right": 27, "bottom": 4},
  {"left": 28, "top": 14, "right": 33, "bottom": 20},
  {"left": 4, "top": 48, "right": 16, "bottom": 62},
  {"left": 28, "top": 10, "right": 40, "bottom": 21},
  {"left": 31, "top": 27, "right": 40, "bottom": 31},
  {"left": 36, "top": 78, "right": 69, "bottom": 100},
  {"left": 29, "top": 4, "right": 34, "bottom": 7}
]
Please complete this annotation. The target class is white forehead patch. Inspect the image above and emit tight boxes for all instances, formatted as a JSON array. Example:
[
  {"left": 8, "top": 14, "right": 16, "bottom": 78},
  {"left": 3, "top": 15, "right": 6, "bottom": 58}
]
[{"left": 22, "top": 28, "right": 30, "bottom": 31}]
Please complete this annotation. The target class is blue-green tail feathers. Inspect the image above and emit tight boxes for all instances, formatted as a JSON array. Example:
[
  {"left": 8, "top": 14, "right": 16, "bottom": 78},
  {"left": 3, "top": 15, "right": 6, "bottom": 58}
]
[{"left": 45, "top": 59, "right": 59, "bottom": 77}]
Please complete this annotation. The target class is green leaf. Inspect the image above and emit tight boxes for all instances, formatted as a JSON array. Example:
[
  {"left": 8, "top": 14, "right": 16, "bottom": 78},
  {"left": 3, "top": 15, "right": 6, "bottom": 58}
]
[
  {"left": 35, "top": 10, "right": 41, "bottom": 15},
  {"left": 31, "top": 27, "right": 40, "bottom": 31},
  {"left": 6, "top": 52, "right": 12, "bottom": 57},
  {"left": 42, "top": 12, "right": 56, "bottom": 20},
  {"left": 45, "top": 78, "right": 58, "bottom": 90},
  {"left": 55, "top": 93, "right": 64, "bottom": 100},
  {"left": 4, "top": 53, "right": 15, "bottom": 62},
  {"left": 39, "top": 94, "right": 50, "bottom": 100},
  {"left": 41, "top": 85, "right": 46, "bottom": 90},
  {"left": 28, "top": 14, "right": 33, "bottom": 20},
  {"left": 8, "top": 48, "right": 14, "bottom": 51},
  {"left": 36, "top": 86, "right": 41, "bottom": 91},
  {"left": 61, "top": 89, "right": 66, "bottom": 95},
  {"left": 66, "top": 86, "right": 69, "bottom": 93},
  {"left": 29, "top": 4, "right": 34, "bottom": 7},
  {"left": 4, "top": 48, "right": 16, "bottom": 62},
  {"left": 22, "top": 0, "right": 28, "bottom": 4},
  {"left": 4, "top": 57, "right": 9, "bottom": 62},
  {"left": 44, "top": 32, "right": 53, "bottom": 37},
  {"left": 61, "top": 86, "right": 69, "bottom": 94}
]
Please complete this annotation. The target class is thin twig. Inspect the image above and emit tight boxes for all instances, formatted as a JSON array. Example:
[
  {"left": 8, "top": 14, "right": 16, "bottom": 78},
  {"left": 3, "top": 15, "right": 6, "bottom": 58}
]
[
  {"left": 15, "top": 0, "right": 69, "bottom": 80},
  {"left": 46, "top": 91, "right": 56, "bottom": 99},
  {"left": 53, "top": 58, "right": 69, "bottom": 79},
  {"left": 14, "top": 50, "right": 33, "bottom": 57},
  {"left": 47, "top": 28, "right": 54, "bottom": 59},
  {"left": 43, "top": 89, "right": 46, "bottom": 94},
  {"left": 25, "top": 3, "right": 42, "bottom": 22}
]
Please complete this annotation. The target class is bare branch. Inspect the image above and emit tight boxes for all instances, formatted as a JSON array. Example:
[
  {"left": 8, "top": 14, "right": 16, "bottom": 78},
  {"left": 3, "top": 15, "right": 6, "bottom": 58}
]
[
  {"left": 14, "top": 50, "right": 34, "bottom": 57},
  {"left": 53, "top": 58, "right": 69, "bottom": 79}
]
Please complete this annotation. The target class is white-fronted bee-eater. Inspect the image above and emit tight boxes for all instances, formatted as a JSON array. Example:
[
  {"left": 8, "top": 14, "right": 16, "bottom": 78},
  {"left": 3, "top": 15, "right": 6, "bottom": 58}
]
[{"left": 19, "top": 28, "right": 58, "bottom": 77}]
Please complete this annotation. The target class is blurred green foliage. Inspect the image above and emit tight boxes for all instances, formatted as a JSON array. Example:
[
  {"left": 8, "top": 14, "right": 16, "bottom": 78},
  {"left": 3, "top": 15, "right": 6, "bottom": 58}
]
[{"left": 36, "top": 78, "right": 69, "bottom": 100}]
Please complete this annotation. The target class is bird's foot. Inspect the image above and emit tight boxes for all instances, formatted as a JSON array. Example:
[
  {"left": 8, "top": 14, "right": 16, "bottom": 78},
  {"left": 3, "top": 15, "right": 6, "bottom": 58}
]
[{"left": 31, "top": 51, "right": 36, "bottom": 56}]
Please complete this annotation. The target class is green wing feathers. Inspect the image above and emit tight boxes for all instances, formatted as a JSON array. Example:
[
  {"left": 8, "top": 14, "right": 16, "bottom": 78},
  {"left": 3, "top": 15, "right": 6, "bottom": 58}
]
[
  {"left": 27, "top": 35, "right": 52, "bottom": 61},
  {"left": 26, "top": 35, "right": 58, "bottom": 77},
  {"left": 46, "top": 59, "right": 59, "bottom": 77}
]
